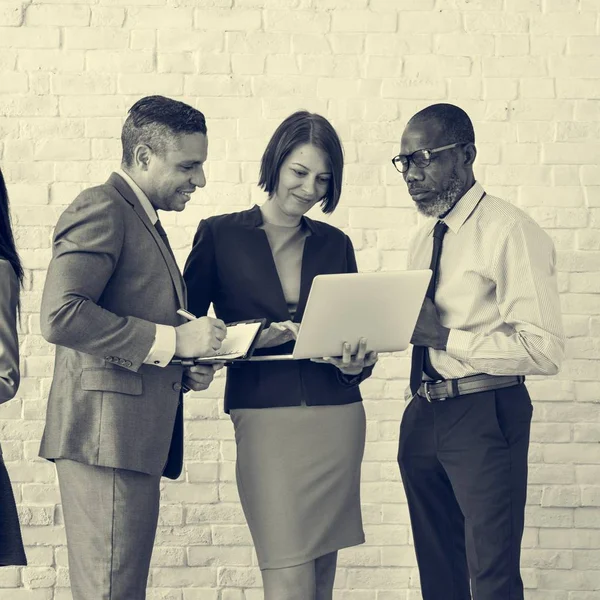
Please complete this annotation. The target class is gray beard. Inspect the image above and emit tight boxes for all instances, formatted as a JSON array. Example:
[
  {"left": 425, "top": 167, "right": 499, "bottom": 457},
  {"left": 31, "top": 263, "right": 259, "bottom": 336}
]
[{"left": 415, "top": 170, "right": 464, "bottom": 218}]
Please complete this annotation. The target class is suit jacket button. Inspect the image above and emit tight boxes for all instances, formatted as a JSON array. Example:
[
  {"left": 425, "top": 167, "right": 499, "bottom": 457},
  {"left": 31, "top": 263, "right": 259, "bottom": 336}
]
[
  {"left": 172, "top": 382, "right": 182, "bottom": 392},
  {"left": 125, "top": 360, "right": 132, "bottom": 367},
  {"left": 118, "top": 358, "right": 126, "bottom": 365},
  {"left": 105, "top": 356, "right": 113, "bottom": 362}
]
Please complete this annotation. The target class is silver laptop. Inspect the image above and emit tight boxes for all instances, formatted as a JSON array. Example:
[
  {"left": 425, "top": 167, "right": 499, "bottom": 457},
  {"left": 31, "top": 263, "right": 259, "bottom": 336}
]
[{"left": 250, "top": 270, "right": 432, "bottom": 361}]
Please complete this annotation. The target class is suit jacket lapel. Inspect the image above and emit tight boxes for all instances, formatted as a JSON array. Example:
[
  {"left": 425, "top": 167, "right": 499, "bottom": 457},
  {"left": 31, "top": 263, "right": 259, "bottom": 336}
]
[
  {"left": 245, "top": 227, "right": 292, "bottom": 319},
  {"left": 236, "top": 205, "right": 300, "bottom": 320},
  {"left": 108, "top": 173, "right": 187, "bottom": 310}
]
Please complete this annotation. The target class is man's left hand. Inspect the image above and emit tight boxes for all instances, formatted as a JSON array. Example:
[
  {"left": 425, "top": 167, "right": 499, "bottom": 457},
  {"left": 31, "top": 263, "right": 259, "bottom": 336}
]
[
  {"left": 311, "top": 337, "right": 378, "bottom": 376},
  {"left": 411, "top": 297, "right": 450, "bottom": 350},
  {"left": 182, "top": 363, "right": 223, "bottom": 393}
]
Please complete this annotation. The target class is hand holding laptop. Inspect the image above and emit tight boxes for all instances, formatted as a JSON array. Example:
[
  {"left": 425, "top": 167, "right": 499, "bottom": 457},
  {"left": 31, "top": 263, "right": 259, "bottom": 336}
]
[{"left": 311, "top": 337, "right": 378, "bottom": 376}]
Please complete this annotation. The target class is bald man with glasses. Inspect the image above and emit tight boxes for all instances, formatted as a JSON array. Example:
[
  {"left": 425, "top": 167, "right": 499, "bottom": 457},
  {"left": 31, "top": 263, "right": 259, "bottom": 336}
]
[{"left": 393, "top": 104, "right": 564, "bottom": 600}]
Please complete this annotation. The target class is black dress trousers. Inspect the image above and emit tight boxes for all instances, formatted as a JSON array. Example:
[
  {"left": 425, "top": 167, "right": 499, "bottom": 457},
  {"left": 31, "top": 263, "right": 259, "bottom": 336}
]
[{"left": 398, "top": 383, "right": 532, "bottom": 600}]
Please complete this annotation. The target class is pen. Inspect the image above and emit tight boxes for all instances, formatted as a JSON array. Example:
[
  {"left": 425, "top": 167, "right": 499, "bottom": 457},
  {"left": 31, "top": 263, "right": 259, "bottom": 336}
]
[{"left": 177, "top": 308, "right": 196, "bottom": 321}]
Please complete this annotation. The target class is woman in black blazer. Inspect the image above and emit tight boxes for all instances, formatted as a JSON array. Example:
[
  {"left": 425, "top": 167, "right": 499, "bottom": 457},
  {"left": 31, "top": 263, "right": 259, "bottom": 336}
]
[
  {"left": 0, "top": 167, "right": 27, "bottom": 567},
  {"left": 184, "top": 111, "right": 377, "bottom": 599}
]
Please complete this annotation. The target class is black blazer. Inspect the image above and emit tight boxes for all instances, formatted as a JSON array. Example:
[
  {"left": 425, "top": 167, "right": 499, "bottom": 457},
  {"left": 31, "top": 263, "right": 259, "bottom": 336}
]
[{"left": 183, "top": 205, "right": 373, "bottom": 413}]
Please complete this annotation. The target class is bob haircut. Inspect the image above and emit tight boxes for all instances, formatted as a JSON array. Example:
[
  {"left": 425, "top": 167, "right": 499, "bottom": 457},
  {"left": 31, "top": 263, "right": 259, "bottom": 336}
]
[{"left": 258, "top": 111, "right": 344, "bottom": 214}]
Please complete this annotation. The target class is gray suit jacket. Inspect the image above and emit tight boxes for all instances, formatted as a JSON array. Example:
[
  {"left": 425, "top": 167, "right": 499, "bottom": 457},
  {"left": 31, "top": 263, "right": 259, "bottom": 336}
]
[{"left": 39, "top": 173, "right": 187, "bottom": 478}]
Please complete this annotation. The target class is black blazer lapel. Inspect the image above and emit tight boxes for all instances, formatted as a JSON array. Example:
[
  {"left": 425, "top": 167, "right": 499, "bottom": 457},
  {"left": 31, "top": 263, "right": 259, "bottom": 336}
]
[
  {"left": 238, "top": 226, "right": 292, "bottom": 320},
  {"left": 294, "top": 233, "right": 330, "bottom": 322}
]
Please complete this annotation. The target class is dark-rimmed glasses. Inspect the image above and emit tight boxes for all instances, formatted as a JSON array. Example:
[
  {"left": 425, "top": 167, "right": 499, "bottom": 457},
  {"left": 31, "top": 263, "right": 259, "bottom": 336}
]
[{"left": 391, "top": 142, "right": 465, "bottom": 174}]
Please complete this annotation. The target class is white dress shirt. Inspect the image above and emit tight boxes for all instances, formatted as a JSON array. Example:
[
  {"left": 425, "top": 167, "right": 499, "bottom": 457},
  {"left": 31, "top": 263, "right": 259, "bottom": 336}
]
[
  {"left": 408, "top": 181, "right": 564, "bottom": 380},
  {"left": 118, "top": 169, "right": 177, "bottom": 368}
]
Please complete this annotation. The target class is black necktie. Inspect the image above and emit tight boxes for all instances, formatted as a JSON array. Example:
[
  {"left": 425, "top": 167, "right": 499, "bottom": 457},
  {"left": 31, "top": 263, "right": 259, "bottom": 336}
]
[
  {"left": 155, "top": 219, "right": 175, "bottom": 258},
  {"left": 409, "top": 221, "right": 449, "bottom": 396}
]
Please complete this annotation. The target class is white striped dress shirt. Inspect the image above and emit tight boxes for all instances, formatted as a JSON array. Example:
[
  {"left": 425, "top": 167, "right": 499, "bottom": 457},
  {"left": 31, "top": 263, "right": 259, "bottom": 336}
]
[{"left": 408, "top": 181, "right": 564, "bottom": 379}]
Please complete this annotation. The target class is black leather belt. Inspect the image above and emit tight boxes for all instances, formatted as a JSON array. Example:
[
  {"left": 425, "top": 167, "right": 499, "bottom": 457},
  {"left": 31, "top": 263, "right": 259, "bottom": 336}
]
[{"left": 418, "top": 374, "right": 525, "bottom": 402}]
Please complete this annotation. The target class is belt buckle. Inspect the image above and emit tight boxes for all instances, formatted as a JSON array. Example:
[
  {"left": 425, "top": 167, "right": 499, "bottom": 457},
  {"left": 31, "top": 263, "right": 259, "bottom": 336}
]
[{"left": 423, "top": 380, "right": 446, "bottom": 403}]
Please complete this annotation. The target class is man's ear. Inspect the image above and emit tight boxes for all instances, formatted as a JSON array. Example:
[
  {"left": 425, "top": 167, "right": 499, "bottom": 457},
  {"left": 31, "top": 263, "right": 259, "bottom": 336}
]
[
  {"left": 133, "top": 144, "right": 152, "bottom": 171},
  {"left": 463, "top": 142, "right": 477, "bottom": 167}
]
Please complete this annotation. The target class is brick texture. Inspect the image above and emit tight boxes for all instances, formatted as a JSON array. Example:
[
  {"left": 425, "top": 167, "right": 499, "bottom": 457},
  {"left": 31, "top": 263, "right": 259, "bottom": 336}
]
[{"left": 0, "top": 1, "right": 599, "bottom": 598}]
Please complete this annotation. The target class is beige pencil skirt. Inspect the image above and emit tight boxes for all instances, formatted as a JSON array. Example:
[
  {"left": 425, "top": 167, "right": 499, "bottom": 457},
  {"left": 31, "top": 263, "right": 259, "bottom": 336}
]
[{"left": 230, "top": 401, "right": 366, "bottom": 570}]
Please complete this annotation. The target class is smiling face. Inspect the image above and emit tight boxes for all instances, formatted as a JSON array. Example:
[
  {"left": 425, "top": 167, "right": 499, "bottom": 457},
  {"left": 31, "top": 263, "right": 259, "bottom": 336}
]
[
  {"left": 400, "top": 119, "right": 472, "bottom": 218},
  {"left": 270, "top": 143, "right": 332, "bottom": 219},
  {"left": 133, "top": 132, "right": 208, "bottom": 213}
]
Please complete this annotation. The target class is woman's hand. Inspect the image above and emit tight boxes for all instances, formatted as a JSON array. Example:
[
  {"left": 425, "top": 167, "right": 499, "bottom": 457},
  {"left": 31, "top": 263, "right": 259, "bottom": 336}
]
[
  {"left": 311, "top": 338, "right": 378, "bottom": 375},
  {"left": 255, "top": 320, "right": 300, "bottom": 349}
]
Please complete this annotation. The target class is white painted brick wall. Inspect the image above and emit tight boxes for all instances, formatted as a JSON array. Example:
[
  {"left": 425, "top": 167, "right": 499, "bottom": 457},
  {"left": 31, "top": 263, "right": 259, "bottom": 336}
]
[{"left": 0, "top": 1, "right": 599, "bottom": 598}]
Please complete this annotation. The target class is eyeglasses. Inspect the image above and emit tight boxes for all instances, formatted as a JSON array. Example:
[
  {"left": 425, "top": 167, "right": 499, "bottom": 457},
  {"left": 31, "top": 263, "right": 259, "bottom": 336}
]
[{"left": 391, "top": 142, "right": 465, "bottom": 174}]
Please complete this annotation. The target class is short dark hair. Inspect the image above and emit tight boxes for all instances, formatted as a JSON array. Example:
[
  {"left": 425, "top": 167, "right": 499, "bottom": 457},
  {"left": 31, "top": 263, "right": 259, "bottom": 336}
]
[
  {"left": 258, "top": 111, "right": 344, "bottom": 214},
  {"left": 121, "top": 95, "right": 207, "bottom": 168},
  {"left": 408, "top": 103, "right": 475, "bottom": 145}
]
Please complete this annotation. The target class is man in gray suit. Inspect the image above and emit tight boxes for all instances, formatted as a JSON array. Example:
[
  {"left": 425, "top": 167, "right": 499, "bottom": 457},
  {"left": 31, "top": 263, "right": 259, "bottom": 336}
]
[{"left": 39, "top": 96, "right": 227, "bottom": 599}]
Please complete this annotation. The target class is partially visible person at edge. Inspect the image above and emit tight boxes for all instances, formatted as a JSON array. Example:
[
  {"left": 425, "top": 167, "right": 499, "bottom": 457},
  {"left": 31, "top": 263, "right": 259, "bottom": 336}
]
[
  {"left": 0, "top": 166, "right": 27, "bottom": 568},
  {"left": 184, "top": 111, "right": 378, "bottom": 600},
  {"left": 38, "top": 96, "right": 226, "bottom": 600},
  {"left": 395, "top": 103, "right": 564, "bottom": 600}
]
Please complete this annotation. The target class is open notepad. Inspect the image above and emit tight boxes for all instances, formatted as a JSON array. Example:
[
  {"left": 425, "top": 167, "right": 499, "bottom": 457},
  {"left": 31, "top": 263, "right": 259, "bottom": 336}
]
[{"left": 170, "top": 319, "right": 266, "bottom": 365}]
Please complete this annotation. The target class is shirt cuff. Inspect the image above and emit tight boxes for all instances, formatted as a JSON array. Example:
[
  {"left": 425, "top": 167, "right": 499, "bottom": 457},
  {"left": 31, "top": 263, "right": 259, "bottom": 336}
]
[
  {"left": 143, "top": 324, "right": 176, "bottom": 367},
  {"left": 444, "top": 329, "right": 474, "bottom": 362}
]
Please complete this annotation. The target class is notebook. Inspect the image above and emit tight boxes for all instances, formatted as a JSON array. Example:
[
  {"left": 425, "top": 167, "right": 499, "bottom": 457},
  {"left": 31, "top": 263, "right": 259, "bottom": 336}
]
[{"left": 170, "top": 319, "right": 266, "bottom": 366}]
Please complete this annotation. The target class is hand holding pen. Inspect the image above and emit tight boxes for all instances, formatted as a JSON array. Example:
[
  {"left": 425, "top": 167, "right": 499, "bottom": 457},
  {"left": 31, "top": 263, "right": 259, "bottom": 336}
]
[
  {"left": 175, "top": 309, "right": 226, "bottom": 393},
  {"left": 174, "top": 308, "right": 227, "bottom": 358}
]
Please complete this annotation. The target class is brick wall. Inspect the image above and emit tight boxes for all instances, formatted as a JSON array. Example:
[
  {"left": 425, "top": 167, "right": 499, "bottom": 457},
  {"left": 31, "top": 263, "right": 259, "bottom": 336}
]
[{"left": 1, "top": 1, "right": 599, "bottom": 598}]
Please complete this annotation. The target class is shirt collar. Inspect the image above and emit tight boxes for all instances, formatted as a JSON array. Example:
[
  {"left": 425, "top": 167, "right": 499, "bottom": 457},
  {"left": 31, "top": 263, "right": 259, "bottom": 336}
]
[
  {"left": 117, "top": 168, "right": 158, "bottom": 225},
  {"left": 424, "top": 181, "right": 486, "bottom": 236}
]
